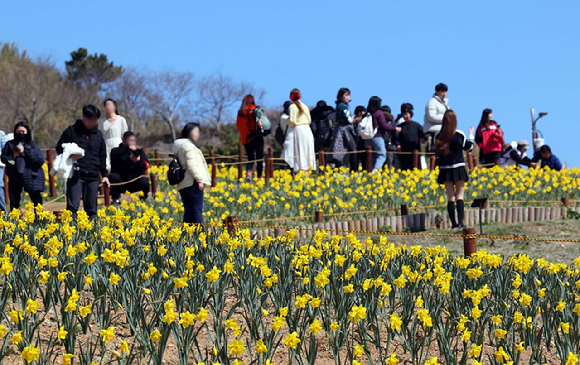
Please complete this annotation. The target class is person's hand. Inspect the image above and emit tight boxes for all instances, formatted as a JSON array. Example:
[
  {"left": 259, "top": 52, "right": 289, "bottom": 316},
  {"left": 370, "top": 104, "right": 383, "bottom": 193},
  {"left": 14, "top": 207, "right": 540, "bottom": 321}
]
[
  {"left": 530, "top": 163, "right": 537, "bottom": 168},
  {"left": 129, "top": 144, "right": 137, "bottom": 151},
  {"left": 353, "top": 116, "right": 362, "bottom": 123},
  {"left": 70, "top": 154, "right": 82, "bottom": 161},
  {"left": 395, "top": 127, "right": 402, "bottom": 133},
  {"left": 396, "top": 145, "right": 401, "bottom": 152},
  {"left": 469, "top": 126, "right": 475, "bottom": 136},
  {"left": 102, "top": 177, "right": 110, "bottom": 187},
  {"left": 129, "top": 154, "right": 140, "bottom": 163},
  {"left": 198, "top": 182, "right": 204, "bottom": 190}
]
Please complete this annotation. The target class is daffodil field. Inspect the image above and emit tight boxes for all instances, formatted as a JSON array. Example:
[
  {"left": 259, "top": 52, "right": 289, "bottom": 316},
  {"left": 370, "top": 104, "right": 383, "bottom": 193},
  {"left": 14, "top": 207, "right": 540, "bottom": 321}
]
[
  {"left": 5, "top": 164, "right": 579, "bottom": 364},
  {"left": 145, "top": 165, "right": 580, "bottom": 225}
]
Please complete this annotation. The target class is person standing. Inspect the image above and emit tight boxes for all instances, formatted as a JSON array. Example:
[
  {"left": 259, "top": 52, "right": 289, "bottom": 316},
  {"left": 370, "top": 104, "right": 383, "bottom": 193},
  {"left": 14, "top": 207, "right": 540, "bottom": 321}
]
[
  {"left": 236, "top": 94, "right": 264, "bottom": 180},
  {"left": 1, "top": 122, "right": 45, "bottom": 212},
  {"left": 56, "top": 105, "right": 109, "bottom": 218},
  {"left": 423, "top": 83, "right": 450, "bottom": 149},
  {"left": 475, "top": 108, "right": 504, "bottom": 166},
  {"left": 381, "top": 105, "right": 398, "bottom": 169},
  {"left": 310, "top": 100, "right": 335, "bottom": 152},
  {"left": 0, "top": 130, "right": 7, "bottom": 215},
  {"left": 330, "top": 88, "right": 361, "bottom": 171},
  {"left": 101, "top": 98, "right": 128, "bottom": 172},
  {"left": 365, "top": 96, "right": 399, "bottom": 171},
  {"left": 396, "top": 106, "right": 425, "bottom": 170},
  {"left": 172, "top": 123, "right": 211, "bottom": 225},
  {"left": 435, "top": 110, "right": 475, "bottom": 229},
  {"left": 279, "top": 101, "right": 295, "bottom": 170},
  {"left": 109, "top": 131, "right": 150, "bottom": 202},
  {"left": 288, "top": 89, "right": 315, "bottom": 172}
]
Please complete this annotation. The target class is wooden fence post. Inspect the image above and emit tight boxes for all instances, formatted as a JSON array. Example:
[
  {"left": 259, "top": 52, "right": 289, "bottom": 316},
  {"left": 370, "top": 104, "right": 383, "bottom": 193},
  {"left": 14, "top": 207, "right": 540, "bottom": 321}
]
[
  {"left": 224, "top": 216, "right": 239, "bottom": 235},
  {"left": 495, "top": 158, "right": 501, "bottom": 167},
  {"left": 412, "top": 150, "right": 419, "bottom": 169},
  {"left": 155, "top": 150, "right": 160, "bottom": 166},
  {"left": 210, "top": 150, "right": 217, "bottom": 188},
  {"left": 238, "top": 144, "right": 244, "bottom": 181},
  {"left": 47, "top": 149, "right": 56, "bottom": 197},
  {"left": 150, "top": 173, "right": 157, "bottom": 194},
  {"left": 401, "top": 205, "right": 408, "bottom": 216},
  {"left": 104, "top": 184, "right": 111, "bottom": 207},
  {"left": 318, "top": 150, "right": 325, "bottom": 174},
  {"left": 463, "top": 227, "right": 477, "bottom": 256},
  {"left": 562, "top": 197, "right": 569, "bottom": 208},
  {"left": 473, "top": 157, "right": 478, "bottom": 169},
  {"left": 365, "top": 146, "right": 372, "bottom": 173},
  {"left": 315, "top": 211, "right": 324, "bottom": 223},
  {"left": 268, "top": 147, "right": 274, "bottom": 180},
  {"left": 467, "top": 152, "right": 474, "bottom": 170},
  {"left": 430, "top": 155, "right": 436, "bottom": 171}
]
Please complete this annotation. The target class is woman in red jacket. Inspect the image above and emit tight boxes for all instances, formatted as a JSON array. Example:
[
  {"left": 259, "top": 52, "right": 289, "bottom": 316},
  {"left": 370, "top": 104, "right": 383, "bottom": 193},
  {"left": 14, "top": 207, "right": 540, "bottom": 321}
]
[
  {"left": 236, "top": 94, "right": 264, "bottom": 180},
  {"left": 475, "top": 108, "right": 504, "bottom": 166}
]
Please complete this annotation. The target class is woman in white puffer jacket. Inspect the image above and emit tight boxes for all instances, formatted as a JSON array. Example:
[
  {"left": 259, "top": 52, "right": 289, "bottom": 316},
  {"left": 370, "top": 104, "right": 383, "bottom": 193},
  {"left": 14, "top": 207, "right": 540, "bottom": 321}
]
[
  {"left": 172, "top": 123, "right": 211, "bottom": 225},
  {"left": 423, "top": 83, "right": 450, "bottom": 134}
]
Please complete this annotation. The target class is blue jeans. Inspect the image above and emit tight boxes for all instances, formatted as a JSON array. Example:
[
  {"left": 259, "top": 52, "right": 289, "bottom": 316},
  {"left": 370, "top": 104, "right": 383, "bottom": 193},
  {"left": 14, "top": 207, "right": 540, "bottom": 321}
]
[
  {"left": 366, "top": 137, "right": 387, "bottom": 171},
  {"left": 179, "top": 184, "right": 204, "bottom": 225}
]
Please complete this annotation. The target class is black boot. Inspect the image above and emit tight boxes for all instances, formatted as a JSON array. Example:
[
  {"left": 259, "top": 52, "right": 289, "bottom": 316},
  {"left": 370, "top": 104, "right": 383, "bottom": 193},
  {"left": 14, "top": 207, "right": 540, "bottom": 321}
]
[
  {"left": 457, "top": 200, "right": 465, "bottom": 228},
  {"left": 447, "top": 201, "right": 458, "bottom": 228}
]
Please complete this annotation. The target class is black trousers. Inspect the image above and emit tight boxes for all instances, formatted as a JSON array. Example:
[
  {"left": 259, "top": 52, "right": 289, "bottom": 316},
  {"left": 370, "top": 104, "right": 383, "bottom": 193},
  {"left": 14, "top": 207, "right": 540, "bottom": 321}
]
[
  {"left": 482, "top": 152, "right": 501, "bottom": 166},
  {"left": 244, "top": 136, "right": 264, "bottom": 178},
  {"left": 66, "top": 176, "right": 99, "bottom": 218},
  {"left": 8, "top": 179, "right": 42, "bottom": 211},
  {"left": 179, "top": 184, "right": 204, "bottom": 224},
  {"left": 109, "top": 173, "right": 150, "bottom": 200}
]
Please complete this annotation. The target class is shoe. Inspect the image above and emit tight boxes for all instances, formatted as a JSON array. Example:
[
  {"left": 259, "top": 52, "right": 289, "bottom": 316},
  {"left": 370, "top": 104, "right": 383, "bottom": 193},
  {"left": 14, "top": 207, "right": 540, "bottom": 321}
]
[
  {"left": 451, "top": 224, "right": 459, "bottom": 229},
  {"left": 457, "top": 224, "right": 467, "bottom": 229}
]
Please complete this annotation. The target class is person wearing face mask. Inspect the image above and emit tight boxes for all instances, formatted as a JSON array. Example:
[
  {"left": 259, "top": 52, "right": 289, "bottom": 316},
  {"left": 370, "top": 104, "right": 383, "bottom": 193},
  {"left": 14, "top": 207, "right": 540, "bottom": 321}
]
[
  {"left": 172, "top": 123, "right": 211, "bottom": 225},
  {"left": 109, "top": 131, "right": 150, "bottom": 203},
  {"left": 1, "top": 122, "right": 45, "bottom": 212},
  {"left": 56, "top": 105, "right": 109, "bottom": 218}
]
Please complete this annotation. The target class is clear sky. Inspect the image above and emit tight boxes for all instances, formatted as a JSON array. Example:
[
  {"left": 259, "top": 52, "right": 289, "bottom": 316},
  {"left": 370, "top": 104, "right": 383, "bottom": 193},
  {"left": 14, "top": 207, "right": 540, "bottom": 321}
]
[{"left": 1, "top": 1, "right": 579, "bottom": 165}]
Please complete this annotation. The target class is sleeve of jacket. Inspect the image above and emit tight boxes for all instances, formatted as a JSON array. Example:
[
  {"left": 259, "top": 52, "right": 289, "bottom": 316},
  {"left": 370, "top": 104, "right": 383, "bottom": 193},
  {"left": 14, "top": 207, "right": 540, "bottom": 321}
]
[
  {"left": 426, "top": 99, "right": 444, "bottom": 124},
  {"left": 99, "top": 137, "right": 108, "bottom": 178},
  {"left": 509, "top": 150, "right": 529, "bottom": 166},
  {"left": 56, "top": 128, "right": 70, "bottom": 155},
  {"left": 24, "top": 144, "right": 45, "bottom": 169},
  {"left": 553, "top": 156, "right": 562, "bottom": 171},
  {"left": 377, "top": 112, "right": 394, "bottom": 132},
  {"left": 1, "top": 142, "right": 13, "bottom": 165},
  {"left": 184, "top": 144, "right": 210, "bottom": 184},
  {"left": 138, "top": 150, "right": 149, "bottom": 170},
  {"left": 461, "top": 133, "right": 474, "bottom": 152},
  {"left": 288, "top": 104, "right": 298, "bottom": 127}
]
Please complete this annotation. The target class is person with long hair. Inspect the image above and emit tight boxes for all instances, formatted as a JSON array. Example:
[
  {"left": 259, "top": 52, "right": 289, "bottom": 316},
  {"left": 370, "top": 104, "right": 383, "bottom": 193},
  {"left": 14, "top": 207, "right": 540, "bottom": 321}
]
[
  {"left": 435, "top": 110, "right": 475, "bottom": 229},
  {"left": 366, "top": 96, "right": 399, "bottom": 171},
  {"left": 330, "top": 88, "right": 361, "bottom": 171},
  {"left": 172, "top": 123, "right": 211, "bottom": 224},
  {"left": 287, "top": 89, "right": 315, "bottom": 172},
  {"left": 236, "top": 94, "right": 264, "bottom": 180},
  {"left": 101, "top": 98, "right": 128, "bottom": 172},
  {"left": 1, "top": 122, "right": 45, "bottom": 211},
  {"left": 475, "top": 108, "right": 504, "bottom": 165}
]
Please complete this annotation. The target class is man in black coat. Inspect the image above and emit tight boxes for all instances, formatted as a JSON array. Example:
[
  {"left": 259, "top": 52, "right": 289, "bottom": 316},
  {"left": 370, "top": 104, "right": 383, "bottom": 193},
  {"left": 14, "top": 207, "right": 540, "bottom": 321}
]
[
  {"left": 56, "top": 105, "right": 109, "bottom": 218},
  {"left": 109, "top": 131, "right": 150, "bottom": 202}
]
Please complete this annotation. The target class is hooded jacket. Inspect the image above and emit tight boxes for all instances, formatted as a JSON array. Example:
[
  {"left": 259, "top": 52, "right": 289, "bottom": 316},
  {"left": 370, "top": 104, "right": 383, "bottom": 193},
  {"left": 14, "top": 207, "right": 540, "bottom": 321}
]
[
  {"left": 310, "top": 106, "right": 335, "bottom": 138},
  {"left": 236, "top": 105, "right": 257, "bottom": 145},
  {"left": 56, "top": 119, "right": 108, "bottom": 180},
  {"left": 172, "top": 138, "right": 211, "bottom": 191},
  {"left": 1, "top": 138, "right": 45, "bottom": 193},
  {"left": 423, "top": 95, "right": 449, "bottom": 134}
]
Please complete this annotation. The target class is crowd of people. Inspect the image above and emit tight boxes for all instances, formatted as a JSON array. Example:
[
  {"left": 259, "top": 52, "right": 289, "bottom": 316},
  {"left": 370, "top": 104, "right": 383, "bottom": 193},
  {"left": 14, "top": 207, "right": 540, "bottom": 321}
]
[
  {"left": 236, "top": 83, "right": 562, "bottom": 177},
  {"left": 0, "top": 83, "right": 564, "bottom": 226},
  {"left": 235, "top": 83, "right": 562, "bottom": 229}
]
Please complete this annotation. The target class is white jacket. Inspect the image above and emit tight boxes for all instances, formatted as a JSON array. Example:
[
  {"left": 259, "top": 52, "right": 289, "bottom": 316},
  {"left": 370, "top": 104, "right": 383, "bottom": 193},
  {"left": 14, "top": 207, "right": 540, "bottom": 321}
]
[
  {"left": 50, "top": 143, "right": 85, "bottom": 179},
  {"left": 423, "top": 95, "right": 450, "bottom": 134},
  {"left": 172, "top": 138, "right": 211, "bottom": 191}
]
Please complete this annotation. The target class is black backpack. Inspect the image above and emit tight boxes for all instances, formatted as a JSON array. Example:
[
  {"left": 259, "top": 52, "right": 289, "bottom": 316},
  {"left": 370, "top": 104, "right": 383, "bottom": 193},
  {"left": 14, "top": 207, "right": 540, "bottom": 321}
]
[
  {"left": 275, "top": 124, "right": 288, "bottom": 145},
  {"left": 167, "top": 154, "right": 185, "bottom": 185}
]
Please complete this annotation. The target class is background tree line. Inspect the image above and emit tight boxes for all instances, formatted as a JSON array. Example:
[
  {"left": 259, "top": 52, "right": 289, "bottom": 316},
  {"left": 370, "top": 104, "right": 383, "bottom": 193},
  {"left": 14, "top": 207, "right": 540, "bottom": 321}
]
[{"left": 0, "top": 42, "right": 267, "bottom": 155}]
